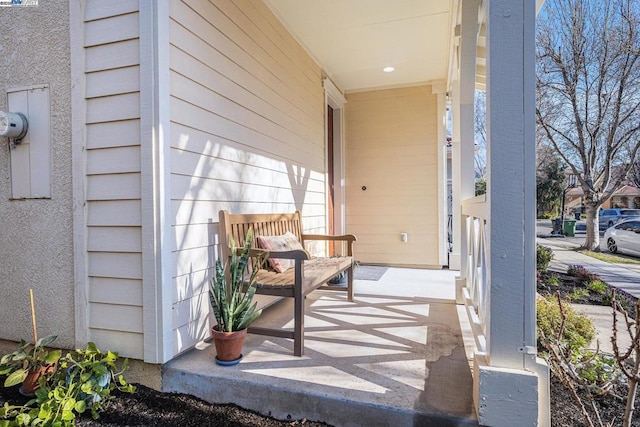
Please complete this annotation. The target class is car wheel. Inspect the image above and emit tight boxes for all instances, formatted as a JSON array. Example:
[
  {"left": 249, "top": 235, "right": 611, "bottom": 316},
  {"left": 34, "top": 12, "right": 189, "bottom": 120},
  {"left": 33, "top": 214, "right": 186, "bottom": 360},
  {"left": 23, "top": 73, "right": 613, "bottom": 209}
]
[{"left": 607, "top": 238, "right": 618, "bottom": 253}]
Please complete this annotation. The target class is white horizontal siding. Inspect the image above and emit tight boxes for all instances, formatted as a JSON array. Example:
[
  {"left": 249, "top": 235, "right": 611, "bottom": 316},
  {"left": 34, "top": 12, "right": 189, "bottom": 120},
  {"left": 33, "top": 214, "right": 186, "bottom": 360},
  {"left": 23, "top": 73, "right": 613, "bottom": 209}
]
[
  {"left": 87, "top": 227, "right": 142, "bottom": 252},
  {"left": 87, "top": 200, "right": 141, "bottom": 226},
  {"left": 170, "top": 97, "right": 322, "bottom": 169},
  {"left": 89, "top": 277, "right": 143, "bottom": 306},
  {"left": 173, "top": 293, "right": 210, "bottom": 330},
  {"left": 86, "top": 66, "right": 140, "bottom": 98},
  {"left": 89, "top": 303, "right": 143, "bottom": 333},
  {"left": 89, "top": 252, "right": 143, "bottom": 280},
  {"left": 87, "top": 146, "right": 141, "bottom": 175},
  {"left": 86, "top": 93, "right": 140, "bottom": 123},
  {"left": 168, "top": 0, "right": 326, "bottom": 355},
  {"left": 86, "top": 39, "right": 140, "bottom": 73},
  {"left": 171, "top": 174, "right": 324, "bottom": 205},
  {"left": 84, "top": 0, "right": 138, "bottom": 22},
  {"left": 84, "top": 12, "right": 139, "bottom": 47},
  {"left": 90, "top": 330, "right": 143, "bottom": 359},
  {"left": 87, "top": 173, "right": 141, "bottom": 200},
  {"left": 86, "top": 120, "right": 140, "bottom": 149},
  {"left": 173, "top": 314, "right": 210, "bottom": 357},
  {"left": 174, "top": 269, "right": 209, "bottom": 305},
  {"left": 82, "top": 3, "right": 144, "bottom": 358},
  {"left": 170, "top": 148, "right": 325, "bottom": 193}
]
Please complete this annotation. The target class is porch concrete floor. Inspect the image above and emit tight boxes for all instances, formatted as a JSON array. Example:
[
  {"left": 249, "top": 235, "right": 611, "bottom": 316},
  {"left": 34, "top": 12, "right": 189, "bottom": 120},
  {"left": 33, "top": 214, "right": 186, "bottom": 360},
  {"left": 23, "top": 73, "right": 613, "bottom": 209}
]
[{"left": 163, "top": 267, "right": 478, "bottom": 427}]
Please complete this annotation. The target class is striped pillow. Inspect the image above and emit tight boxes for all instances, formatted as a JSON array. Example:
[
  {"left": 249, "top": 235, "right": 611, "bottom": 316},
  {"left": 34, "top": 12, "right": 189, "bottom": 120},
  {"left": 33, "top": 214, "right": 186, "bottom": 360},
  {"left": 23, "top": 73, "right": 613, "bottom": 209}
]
[{"left": 257, "top": 232, "right": 303, "bottom": 273}]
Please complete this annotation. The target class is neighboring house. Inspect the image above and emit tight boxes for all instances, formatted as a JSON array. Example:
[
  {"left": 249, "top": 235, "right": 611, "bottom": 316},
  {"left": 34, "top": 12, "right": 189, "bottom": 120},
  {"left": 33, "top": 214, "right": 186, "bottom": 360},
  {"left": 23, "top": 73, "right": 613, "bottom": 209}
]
[
  {"left": 565, "top": 184, "right": 640, "bottom": 213},
  {"left": 0, "top": 0, "right": 548, "bottom": 425}
]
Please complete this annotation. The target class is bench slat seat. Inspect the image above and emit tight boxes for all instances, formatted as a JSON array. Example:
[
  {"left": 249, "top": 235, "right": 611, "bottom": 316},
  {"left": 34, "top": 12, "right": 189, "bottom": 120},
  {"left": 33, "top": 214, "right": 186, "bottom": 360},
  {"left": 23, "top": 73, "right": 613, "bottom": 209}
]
[{"left": 218, "top": 210, "right": 356, "bottom": 356}]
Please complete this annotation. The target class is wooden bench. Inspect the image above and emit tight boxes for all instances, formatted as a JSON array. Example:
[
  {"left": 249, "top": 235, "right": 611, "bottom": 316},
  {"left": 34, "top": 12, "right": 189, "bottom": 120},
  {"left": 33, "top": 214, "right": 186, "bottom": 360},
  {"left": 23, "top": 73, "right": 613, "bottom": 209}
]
[{"left": 218, "top": 210, "right": 357, "bottom": 356}]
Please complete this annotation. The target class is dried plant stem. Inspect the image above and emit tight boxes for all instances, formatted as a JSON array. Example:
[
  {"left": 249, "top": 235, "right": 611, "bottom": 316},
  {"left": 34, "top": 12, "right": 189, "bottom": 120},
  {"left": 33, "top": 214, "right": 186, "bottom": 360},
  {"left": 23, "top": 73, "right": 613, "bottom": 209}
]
[
  {"left": 611, "top": 291, "right": 640, "bottom": 427},
  {"left": 29, "top": 289, "right": 37, "bottom": 343}
]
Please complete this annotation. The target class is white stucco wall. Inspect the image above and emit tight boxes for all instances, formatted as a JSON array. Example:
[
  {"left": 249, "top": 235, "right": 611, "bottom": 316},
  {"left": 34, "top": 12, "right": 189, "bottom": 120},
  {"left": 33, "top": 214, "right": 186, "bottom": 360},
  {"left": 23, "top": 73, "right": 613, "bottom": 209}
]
[{"left": 0, "top": 0, "right": 75, "bottom": 347}]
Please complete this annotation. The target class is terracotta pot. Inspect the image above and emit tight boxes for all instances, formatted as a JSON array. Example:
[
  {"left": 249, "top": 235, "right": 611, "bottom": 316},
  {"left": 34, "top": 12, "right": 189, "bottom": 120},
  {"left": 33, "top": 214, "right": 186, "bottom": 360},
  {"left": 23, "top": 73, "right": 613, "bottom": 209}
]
[
  {"left": 211, "top": 326, "right": 247, "bottom": 363},
  {"left": 20, "top": 364, "right": 56, "bottom": 396}
]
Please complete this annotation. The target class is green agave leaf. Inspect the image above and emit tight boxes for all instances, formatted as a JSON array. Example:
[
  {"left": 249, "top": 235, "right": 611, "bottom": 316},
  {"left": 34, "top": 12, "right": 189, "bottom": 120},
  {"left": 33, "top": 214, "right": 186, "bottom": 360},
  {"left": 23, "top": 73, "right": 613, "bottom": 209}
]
[
  {"left": 237, "top": 307, "right": 262, "bottom": 331},
  {"left": 4, "top": 369, "right": 27, "bottom": 388}
]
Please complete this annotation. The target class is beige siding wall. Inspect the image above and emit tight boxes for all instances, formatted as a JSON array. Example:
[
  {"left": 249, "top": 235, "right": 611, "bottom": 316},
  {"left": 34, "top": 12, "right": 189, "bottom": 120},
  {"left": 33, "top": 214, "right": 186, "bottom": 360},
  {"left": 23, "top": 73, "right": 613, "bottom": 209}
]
[
  {"left": 345, "top": 86, "right": 440, "bottom": 267},
  {"left": 169, "top": 0, "right": 326, "bottom": 354},
  {"left": 84, "top": 1, "right": 144, "bottom": 358}
]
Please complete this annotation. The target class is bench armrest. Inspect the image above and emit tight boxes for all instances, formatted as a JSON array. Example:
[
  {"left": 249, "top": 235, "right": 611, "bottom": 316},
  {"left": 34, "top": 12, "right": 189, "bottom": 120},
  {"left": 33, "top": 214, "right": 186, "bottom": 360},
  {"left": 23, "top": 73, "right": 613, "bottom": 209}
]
[
  {"left": 233, "top": 247, "right": 311, "bottom": 261},
  {"left": 265, "top": 248, "right": 311, "bottom": 261},
  {"left": 302, "top": 233, "right": 356, "bottom": 256},
  {"left": 302, "top": 234, "right": 357, "bottom": 243}
]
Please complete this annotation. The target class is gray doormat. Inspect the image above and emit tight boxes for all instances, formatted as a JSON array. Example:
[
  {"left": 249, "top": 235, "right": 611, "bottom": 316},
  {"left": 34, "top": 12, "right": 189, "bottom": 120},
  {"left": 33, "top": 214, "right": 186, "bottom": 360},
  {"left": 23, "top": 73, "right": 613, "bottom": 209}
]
[{"left": 353, "top": 265, "right": 389, "bottom": 281}]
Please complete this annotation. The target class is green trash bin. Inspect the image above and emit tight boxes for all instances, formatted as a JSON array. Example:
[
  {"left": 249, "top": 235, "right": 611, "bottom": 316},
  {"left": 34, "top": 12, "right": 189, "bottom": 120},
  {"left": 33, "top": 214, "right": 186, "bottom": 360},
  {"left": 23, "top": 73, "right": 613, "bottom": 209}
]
[{"left": 563, "top": 219, "right": 577, "bottom": 237}]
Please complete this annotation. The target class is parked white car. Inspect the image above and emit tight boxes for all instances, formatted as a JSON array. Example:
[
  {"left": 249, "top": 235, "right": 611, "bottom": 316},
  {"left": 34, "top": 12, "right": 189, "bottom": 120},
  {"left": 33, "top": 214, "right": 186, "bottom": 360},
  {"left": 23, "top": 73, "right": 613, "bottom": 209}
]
[{"left": 603, "top": 217, "right": 640, "bottom": 257}]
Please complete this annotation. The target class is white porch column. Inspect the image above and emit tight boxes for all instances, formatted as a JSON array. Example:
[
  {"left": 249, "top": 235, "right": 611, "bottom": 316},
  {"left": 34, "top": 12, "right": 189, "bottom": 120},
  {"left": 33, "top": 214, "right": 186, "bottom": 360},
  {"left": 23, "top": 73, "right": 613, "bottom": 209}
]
[
  {"left": 476, "top": 0, "right": 550, "bottom": 425},
  {"left": 454, "top": 0, "right": 479, "bottom": 301}
]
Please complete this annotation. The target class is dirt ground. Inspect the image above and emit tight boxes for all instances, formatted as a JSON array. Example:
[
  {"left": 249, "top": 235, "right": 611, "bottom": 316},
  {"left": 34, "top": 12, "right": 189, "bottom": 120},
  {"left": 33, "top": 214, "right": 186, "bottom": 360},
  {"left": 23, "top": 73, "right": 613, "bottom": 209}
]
[{"left": 0, "top": 383, "right": 329, "bottom": 427}]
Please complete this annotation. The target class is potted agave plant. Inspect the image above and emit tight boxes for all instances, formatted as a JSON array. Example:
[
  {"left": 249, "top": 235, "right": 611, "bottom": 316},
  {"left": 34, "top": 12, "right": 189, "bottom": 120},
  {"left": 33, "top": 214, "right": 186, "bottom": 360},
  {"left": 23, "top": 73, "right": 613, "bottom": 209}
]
[
  {"left": 209, "top": 228, "right": 266, "bottom": 365},
  {"left": 0, "top": 335, "right": 61, "bottom": 396}
]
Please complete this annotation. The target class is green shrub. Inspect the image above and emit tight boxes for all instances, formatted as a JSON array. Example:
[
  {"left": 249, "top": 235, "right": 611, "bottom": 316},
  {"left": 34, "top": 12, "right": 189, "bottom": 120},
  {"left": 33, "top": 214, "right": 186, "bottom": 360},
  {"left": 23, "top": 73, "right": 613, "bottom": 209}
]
[
  {"left": 573, "top": 351, "right": 622, "bottom": 388},
  {"left": 537, "top": 296, "right": 595, "bottom": 352},
  {"left": 586, "top": 280, "right": 608, "bottom": 295},
  {"left": 536, "top": 245, "right": 554, "bottom": 271},
  {"left": 569, "top": 288, "right": 590, "bottom": 301},
  {"left": 538, "top": 213, "right": 554, "bottom": 219},
  {"left": 547, "top": 274, "right": 560, "bottom": 287},
  {"left": 567, "top": 265, "right": 600, "bottom": 284}
]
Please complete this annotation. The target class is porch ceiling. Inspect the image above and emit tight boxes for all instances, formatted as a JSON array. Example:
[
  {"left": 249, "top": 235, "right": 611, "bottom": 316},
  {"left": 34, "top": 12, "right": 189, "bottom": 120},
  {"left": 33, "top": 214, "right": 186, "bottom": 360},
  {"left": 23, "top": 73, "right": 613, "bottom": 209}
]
[{"left": 264, "top": 0, "right": 453, "bottom": 92}]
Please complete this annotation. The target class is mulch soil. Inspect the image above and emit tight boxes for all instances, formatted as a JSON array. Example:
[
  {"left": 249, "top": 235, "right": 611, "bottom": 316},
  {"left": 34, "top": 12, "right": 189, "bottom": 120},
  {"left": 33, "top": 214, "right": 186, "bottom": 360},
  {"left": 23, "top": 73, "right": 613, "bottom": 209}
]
[
  {"left": 538, "top": 268, "right": 640, "bottom": 426},
  {"left": 0, "top": 382, "right": 329, "bottom": 426}
]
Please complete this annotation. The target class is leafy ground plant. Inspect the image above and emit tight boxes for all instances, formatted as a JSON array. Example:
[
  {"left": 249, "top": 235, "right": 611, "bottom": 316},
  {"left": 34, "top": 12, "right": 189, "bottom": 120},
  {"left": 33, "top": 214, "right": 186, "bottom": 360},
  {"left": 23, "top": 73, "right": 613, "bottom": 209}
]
[
  {"left": 0, "top": 336, "right": 61, "bottom": 389},
  {"left": 537, "top": 245, "right": 554, "bottom": 271},
  {"left": 0, "top": 342, "right": 135, "bottom": 426}
]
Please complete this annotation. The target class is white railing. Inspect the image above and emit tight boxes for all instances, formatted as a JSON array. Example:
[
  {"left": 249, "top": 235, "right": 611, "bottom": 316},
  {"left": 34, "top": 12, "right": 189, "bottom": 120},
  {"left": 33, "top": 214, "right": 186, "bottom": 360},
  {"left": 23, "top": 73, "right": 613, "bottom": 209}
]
[{"left": 460, "top": 194, "right": 489, "bottom": 354}]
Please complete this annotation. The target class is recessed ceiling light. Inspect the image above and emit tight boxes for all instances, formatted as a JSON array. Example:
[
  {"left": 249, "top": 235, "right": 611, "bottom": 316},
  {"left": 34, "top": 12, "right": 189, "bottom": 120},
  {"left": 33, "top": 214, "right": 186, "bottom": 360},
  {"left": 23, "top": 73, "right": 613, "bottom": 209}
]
[{"left": 383, "top": 66, "right": 395, "bottom": 73}]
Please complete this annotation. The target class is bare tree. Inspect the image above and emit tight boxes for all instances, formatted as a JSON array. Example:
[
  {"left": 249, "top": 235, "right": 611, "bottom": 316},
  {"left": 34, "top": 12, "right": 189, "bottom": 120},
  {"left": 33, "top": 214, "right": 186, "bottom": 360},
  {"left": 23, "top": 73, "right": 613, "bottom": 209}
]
[
  {"left": 536, "top": 0, "right": 640, "bottom": 250},
  {"left": 474, "top": 90, "right": 487, "bottom": 180},
  {"left": 629, "top": 160, "right": 640, "bottom": 189}
]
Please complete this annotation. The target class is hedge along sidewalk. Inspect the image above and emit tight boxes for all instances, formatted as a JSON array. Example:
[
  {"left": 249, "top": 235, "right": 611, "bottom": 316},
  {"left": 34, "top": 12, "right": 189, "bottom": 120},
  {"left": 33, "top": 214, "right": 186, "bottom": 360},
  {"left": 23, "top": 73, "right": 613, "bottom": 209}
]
[{"left": 538, "top": 237, "right": 640, "bottom": 299}]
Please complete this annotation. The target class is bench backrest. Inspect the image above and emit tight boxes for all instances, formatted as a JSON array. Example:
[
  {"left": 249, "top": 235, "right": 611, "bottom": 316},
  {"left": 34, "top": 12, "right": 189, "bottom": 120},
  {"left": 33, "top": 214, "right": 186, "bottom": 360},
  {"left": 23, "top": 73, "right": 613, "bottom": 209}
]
[{"left": 218, "top": 210, "right": 304, "bottom": 261}]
